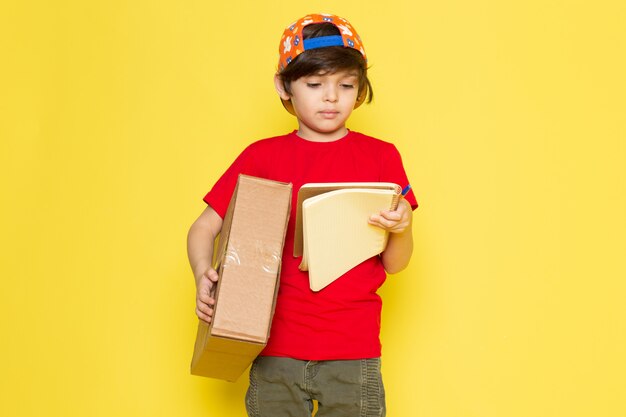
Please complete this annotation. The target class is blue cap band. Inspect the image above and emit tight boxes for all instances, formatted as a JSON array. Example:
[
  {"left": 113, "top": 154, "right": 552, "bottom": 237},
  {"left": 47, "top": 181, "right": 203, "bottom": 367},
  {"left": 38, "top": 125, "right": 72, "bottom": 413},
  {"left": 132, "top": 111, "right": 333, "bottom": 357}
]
[{"left": 303, "top": 35, "right": 344, "bottom": 51}]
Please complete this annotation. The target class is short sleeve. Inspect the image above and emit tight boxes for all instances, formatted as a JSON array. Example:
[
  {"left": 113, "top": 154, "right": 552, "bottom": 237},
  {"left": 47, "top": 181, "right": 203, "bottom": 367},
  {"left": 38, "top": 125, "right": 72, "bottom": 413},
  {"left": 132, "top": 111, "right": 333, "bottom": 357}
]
[
  {"left": 203, "top": 144, "right": 258, "bottom": 218},
  {"left": 380, "top": 144, "right": 418, "bottom": 210}
]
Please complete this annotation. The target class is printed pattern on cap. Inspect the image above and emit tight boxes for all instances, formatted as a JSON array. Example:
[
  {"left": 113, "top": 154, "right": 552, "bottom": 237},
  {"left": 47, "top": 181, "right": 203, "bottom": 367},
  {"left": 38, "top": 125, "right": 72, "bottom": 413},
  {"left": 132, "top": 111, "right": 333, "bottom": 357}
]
[{"left": 278, "top": 13, "right": 367, "bottom": 71}]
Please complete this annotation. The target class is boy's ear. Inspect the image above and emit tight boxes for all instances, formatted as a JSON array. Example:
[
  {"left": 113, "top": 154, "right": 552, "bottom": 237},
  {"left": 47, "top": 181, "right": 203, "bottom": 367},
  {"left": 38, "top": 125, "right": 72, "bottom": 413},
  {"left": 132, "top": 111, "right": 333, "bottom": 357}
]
[{"left": 274, "top": 75, "right": 291, "bottom": 100}]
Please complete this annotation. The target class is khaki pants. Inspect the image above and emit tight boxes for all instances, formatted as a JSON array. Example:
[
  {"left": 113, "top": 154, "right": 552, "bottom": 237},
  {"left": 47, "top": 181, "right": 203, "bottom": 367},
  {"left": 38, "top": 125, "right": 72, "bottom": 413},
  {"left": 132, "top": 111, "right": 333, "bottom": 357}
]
[{"left": 245, "top": 356, "right": 386, "bottom": 417}]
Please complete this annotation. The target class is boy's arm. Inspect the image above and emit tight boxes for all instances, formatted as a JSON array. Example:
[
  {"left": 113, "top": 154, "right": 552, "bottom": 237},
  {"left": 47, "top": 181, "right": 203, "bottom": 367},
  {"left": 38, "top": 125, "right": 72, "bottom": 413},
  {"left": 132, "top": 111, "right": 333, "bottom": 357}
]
[
  {"left": 368, "top": 198, "right": 414, "bottom": 274},
  {"left": 187, "top": 205, "right": 223, "bottom": 323}
]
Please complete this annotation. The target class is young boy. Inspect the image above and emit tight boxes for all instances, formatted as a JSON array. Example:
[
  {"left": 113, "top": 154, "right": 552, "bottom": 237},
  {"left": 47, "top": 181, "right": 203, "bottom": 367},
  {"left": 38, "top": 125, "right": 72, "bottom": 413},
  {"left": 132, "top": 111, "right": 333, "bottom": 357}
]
[{"left": 187, "top": 13, "right": 418, "bottom": 417}]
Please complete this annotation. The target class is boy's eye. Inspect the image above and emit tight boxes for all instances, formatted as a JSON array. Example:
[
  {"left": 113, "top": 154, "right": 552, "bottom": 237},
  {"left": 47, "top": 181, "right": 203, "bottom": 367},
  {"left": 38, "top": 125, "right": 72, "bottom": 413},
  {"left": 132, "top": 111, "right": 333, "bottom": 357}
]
[
  {"left": 340, "top": 84, "right": 355, "bottom": 89},
  {"left": 306, "top": 83, "right": 321, "bottom": 88}
]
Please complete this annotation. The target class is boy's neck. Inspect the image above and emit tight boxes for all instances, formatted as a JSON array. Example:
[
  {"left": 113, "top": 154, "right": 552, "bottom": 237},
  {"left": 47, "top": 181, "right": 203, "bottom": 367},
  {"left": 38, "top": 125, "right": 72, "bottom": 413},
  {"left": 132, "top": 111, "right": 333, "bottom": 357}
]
[{"left": 296, "top": 125, "right": 349, "bottom": 143}]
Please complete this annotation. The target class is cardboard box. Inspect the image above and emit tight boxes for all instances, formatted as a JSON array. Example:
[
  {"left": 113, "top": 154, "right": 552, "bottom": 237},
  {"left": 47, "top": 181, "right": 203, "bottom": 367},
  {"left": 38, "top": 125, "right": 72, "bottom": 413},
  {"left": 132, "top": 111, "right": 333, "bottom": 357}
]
[{"left": 190, "top": 174, "right": 292, "bottom": 381}]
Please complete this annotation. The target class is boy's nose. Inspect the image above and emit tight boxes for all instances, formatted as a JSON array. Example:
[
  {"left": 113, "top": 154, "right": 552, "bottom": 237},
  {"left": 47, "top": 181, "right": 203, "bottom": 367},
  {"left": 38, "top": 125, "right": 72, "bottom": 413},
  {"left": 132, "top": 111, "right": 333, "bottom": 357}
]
[{"left": 323, "top": 86, "right": 338, "bottom": 102}]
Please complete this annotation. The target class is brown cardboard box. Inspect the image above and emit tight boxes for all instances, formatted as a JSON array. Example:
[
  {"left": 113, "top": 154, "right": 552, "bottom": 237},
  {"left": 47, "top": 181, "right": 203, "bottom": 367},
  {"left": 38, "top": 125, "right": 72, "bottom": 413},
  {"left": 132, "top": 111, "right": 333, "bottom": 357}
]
[{"left": 190, "top": 174, "right": 292, "bottom": 381}]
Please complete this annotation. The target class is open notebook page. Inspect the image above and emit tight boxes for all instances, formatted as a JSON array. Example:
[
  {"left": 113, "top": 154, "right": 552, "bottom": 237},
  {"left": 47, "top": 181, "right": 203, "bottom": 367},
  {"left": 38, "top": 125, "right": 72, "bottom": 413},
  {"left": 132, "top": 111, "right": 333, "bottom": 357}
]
[{"left": 300, "top": 188, "right": 398, "bottom": 291}]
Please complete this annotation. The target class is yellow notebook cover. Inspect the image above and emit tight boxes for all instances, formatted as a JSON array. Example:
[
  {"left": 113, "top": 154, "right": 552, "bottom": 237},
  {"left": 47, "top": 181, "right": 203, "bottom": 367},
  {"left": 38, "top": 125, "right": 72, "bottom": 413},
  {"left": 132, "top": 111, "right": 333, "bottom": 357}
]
[
  {"left": 294, "top": 183, "right": 401, "bottom": 291},
  {"left": 293, "top": 182, "right": 401, "bottom": 258}
]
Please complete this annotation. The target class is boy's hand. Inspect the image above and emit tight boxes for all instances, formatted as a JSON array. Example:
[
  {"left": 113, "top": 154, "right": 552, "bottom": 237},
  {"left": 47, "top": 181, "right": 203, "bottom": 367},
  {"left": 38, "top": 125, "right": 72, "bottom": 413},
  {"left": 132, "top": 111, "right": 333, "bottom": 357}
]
[
  {"left": 196, "top": 267, "right": 219, "bottom": 324},
  {"left": 368, "top": 198, "right": 412, "bottom": 234}
]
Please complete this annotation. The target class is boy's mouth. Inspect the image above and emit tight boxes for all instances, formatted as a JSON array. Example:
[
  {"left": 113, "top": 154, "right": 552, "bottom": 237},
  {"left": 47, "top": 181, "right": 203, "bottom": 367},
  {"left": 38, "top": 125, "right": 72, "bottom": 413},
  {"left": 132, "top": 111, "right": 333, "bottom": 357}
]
[{"left": 319, "top": 110, "right": 339, "bottom": 118}]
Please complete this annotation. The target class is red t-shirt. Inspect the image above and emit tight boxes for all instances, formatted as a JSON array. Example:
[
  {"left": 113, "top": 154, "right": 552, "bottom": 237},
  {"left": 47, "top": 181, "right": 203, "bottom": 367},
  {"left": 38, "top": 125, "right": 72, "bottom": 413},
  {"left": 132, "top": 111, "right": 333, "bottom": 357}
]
[{"left": 204, "top": 130, "right": 418, "bottom": 360}]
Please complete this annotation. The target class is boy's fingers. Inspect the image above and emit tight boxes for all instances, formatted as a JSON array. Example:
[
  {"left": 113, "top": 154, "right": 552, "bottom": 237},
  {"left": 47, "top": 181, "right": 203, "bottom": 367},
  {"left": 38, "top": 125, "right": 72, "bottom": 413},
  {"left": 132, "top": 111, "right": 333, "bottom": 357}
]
[
  {"left": 205, "top": 268, "right": 219, "bottom": 282},
  {"left": 380, "top": 210, "right": 402, "bottom": 221},
  {"left": 379, "top": 219, "right": 393, "bottom": 229},
  {"left": 197, "top": 271, "right": 218, "bottom": 292},
  {"left": 369, "top": 215, "right": 409, "bottom": 233},
  {"left": 197, "top": 300, "right": 214, "bottom": 315},
  {"left": 196, "top": 307, "right": 212, "bottom": 324},
  {"left": 370, "top": 214, "right": 394, "bottom": 228},
  {"left": 208, "top": 272, "right": 219, "bottom": 283},
  {"left": 198, "top": 279, "right": 212, "bottom": 293},
  {"left": 198, "top": 292, "right": 215, "bottom": 305}
]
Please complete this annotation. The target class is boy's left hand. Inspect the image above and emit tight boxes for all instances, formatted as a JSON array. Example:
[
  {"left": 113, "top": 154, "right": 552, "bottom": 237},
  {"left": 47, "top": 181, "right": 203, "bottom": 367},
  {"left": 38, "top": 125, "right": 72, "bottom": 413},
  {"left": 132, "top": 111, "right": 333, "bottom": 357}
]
[{"left": 368, "top": 198, "right": 412, "bottom": 234}]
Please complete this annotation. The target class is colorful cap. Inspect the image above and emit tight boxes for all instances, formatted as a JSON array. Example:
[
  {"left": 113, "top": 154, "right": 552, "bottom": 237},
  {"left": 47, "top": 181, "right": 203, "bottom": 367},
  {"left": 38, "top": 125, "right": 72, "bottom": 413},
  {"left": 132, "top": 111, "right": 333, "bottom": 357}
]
[{"left": 278, "top": 13, "right": 367, "bottom": 72}]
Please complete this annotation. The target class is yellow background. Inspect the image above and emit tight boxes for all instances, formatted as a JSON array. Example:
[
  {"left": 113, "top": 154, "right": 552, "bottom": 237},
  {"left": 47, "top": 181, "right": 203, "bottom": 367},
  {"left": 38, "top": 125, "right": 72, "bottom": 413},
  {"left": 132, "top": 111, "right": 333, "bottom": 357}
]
[{"left": 1, "top": 1, "right": 625, "bottom": 416}]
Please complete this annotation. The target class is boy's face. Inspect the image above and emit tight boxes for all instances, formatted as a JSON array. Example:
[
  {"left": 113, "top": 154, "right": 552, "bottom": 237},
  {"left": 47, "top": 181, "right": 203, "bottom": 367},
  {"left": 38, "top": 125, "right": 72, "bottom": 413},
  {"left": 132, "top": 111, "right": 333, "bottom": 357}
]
[{"left": 277, "top": 70, "right": 360, "bottom": 142}]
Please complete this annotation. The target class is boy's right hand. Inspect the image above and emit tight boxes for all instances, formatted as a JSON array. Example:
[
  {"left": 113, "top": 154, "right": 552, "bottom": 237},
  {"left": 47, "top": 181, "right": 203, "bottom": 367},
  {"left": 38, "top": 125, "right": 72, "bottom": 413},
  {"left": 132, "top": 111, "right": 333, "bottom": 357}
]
[{"left": 196, "top": 267, "right": 219, "bottom": 324}]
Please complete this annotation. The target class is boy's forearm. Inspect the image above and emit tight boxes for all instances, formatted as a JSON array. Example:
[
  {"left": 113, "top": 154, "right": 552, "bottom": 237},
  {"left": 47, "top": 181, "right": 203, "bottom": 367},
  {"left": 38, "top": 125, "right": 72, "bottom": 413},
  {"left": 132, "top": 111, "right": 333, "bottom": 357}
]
[
  {"left": 187, "top": 206, "right": 223, "bottom": 286},
  {"left": 381, "top": 227, "right": 414, "bottom": 274},
  {"left": 187, "top": 223, "right": 214, "bottom": 285}
]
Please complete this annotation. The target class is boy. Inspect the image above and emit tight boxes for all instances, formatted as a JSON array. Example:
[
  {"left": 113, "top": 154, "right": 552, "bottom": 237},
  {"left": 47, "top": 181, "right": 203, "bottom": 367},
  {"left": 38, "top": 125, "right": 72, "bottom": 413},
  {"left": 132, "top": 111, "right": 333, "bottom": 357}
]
[{"left": 187, "top": 13, "right": 418, "bottom": 417}]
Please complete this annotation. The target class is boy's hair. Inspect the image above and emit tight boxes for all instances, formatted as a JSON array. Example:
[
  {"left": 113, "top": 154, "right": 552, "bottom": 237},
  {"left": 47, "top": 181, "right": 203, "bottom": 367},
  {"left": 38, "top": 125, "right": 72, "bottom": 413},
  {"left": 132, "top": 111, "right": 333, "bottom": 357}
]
[{"left": 279, "top": 23, "right": 373, "bottom": 104}]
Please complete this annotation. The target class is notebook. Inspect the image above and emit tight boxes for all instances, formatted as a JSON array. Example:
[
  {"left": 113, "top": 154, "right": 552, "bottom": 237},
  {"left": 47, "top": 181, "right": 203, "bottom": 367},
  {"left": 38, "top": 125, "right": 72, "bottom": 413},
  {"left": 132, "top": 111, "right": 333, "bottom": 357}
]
[{"left": 294, "top": 182, "right": 402, "bottom": 291}]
